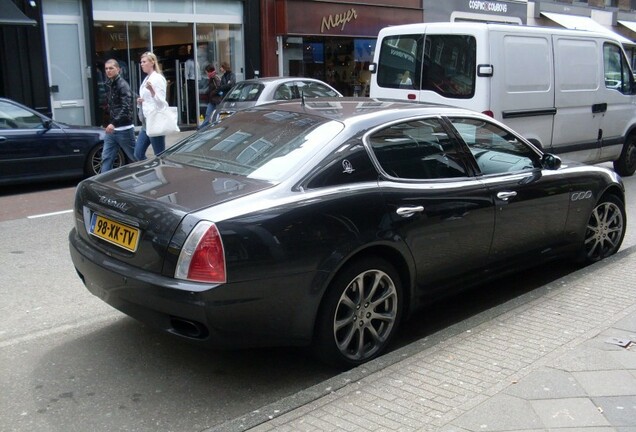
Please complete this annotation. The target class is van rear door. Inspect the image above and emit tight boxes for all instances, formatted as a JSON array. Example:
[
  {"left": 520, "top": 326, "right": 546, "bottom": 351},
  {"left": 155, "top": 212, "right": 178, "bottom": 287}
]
[
  {"left": 371, "top": 24, "right": 490, "bottom": 113},
  {"left": 551, "top": 35, "right": 603, "bottom": 163}
]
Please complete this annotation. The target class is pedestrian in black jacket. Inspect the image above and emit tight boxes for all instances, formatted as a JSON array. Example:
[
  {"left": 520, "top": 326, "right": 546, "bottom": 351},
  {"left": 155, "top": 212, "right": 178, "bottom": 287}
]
[
  {"left": 218, "top": 61, "right": 237, "bottom": 97},
  {"left": 102, "top": 59, "right": 136, "bottom": 173}
]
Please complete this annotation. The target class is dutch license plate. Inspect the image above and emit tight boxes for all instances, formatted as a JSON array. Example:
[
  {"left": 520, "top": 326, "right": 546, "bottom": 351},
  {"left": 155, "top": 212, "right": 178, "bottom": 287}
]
[{"left": 90, "top": 214, "right": 140, "bottom": 252}]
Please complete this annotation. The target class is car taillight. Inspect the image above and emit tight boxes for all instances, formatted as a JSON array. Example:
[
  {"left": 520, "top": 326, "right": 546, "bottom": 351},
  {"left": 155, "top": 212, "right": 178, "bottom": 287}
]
[
  {"left": 482, "top": 110, "right": 494, "bottom": 118},
  {"left": 175, "top": 221, "right": 226, "bottom": 283}
]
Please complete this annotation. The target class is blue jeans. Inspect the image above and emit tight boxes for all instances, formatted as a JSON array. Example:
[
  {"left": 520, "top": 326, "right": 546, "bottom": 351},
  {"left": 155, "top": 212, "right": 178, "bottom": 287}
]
[
  {"left": 134, "top": 127, "right": 166, "bottom": 161},
  {"left": 101, "top": 128, "right": 136, "bottom": 173},
  {"left": 198, "top": 103, "right": 216, "bottom": 129}
]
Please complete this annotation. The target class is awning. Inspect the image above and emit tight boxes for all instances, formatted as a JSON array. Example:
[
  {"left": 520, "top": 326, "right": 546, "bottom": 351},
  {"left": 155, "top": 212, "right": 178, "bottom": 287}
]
[
  {"left": 618, "top": 20, "right": 636, "bottom": 34},
  {"left": 0, "top": 0, "right": 37, "bottom": 26},
  {"left": 541, "top": 12, "right": 634, "bottom": 45}
]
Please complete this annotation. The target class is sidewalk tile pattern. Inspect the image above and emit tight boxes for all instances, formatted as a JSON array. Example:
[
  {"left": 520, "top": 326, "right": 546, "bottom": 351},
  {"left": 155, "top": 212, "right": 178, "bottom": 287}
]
[{"left": 244, "top": 249, "right": 636, "bottom": 432}]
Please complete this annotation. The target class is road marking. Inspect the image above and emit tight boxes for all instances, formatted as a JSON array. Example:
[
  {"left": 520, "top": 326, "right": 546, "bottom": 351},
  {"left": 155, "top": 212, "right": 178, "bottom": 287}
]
[
  {"left": 27, "top": 209, "right": 73, "bottom": 219},
  {"left": 0, "top": 313, "right": 121, "bottom": 348}
]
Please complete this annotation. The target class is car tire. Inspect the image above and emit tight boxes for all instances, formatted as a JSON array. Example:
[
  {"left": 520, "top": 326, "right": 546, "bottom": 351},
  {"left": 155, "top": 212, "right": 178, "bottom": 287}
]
[
  {"left": 85, "top": 143, "right": 125, "bottom": 177},
  {"left": 313, "top": 257, "right": 403, "bottom": 368},
  {"left": 582, "top": 194, "right": 626, "bottom": 263},
  {"left": 613, "top": 134, "right": 636, "bottom": 176}
]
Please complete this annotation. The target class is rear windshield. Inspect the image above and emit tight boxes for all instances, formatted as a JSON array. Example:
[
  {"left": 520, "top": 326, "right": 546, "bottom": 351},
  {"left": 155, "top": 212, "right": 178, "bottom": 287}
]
[
  {"left": 298, "top": 81, "right": 340, "bottom": 98},
  {"left": 377, "top": 33, "right": 476, "bottom": 99},
  {"left": 224, "top": 82, "right": 265, "bottom": 102},
  {"left": 163, "top": 109, "right": 344, "bottom": 182}
]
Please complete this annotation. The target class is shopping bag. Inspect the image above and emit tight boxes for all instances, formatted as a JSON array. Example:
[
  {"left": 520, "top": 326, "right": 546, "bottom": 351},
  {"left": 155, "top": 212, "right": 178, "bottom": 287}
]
[{"left": 146, "top": 106, "right": 180, "bottom": 137}]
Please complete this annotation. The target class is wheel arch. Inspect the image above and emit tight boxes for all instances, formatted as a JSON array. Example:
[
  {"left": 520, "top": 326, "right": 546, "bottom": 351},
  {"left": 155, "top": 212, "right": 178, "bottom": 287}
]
[{"left": 310, "top": 243, "right": 415, "bottom": 342}]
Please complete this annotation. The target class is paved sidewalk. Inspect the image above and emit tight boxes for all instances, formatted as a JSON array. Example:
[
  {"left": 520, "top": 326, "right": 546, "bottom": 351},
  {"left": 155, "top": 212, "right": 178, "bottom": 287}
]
[{"left": 212, "top": 246, "right": 636, "bottom": 432}]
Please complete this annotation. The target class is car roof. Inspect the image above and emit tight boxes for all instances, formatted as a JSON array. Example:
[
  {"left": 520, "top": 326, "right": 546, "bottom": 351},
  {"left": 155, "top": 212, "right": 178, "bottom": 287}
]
[
  {"left": 250, "top": 97, "right": 480, "bottom": 123},
  {"left": 235, "top": 77, "right": 334, "bottom": 85}
]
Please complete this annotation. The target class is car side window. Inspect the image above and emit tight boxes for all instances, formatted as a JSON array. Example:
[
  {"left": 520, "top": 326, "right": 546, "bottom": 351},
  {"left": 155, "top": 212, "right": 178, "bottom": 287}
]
[
  {"left": 306, "top": 143, "right": 378, "bottom": 188},
  {"left": 368, "top": 117, "right": 468, "bottom": 180},
  {"left": 449, "top": 117, "right": 541, "bottom": 175},
  {"left": 298, "top": 81, "right": 340, "bottom": 98},
  {"left": 0, "top": 101, "right": 43, "bottom": 130},
  {"left": 274, "top": 83, "right": 295, "bottom": 100}
]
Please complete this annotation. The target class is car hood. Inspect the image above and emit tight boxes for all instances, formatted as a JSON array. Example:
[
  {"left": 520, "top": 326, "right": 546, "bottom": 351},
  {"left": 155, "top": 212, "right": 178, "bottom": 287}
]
[{"left": 91, "top": 157, "right": 275, "bottom": 212}]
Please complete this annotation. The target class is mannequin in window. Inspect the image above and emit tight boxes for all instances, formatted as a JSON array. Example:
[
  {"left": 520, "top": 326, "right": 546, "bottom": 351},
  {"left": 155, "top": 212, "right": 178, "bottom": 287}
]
[{"left": 184, "top": 56, "right": 197, "bottom": 123}]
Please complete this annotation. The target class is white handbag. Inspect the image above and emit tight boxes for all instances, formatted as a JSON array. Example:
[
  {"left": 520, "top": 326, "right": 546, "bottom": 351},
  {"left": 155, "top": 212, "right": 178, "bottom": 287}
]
[{"left": 145, "top": 106, "right": 180, "bottom": 137}]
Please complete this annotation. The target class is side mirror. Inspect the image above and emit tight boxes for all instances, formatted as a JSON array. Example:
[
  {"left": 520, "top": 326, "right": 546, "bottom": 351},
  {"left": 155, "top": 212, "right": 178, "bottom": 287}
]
[
  {"left": 368, "top": 63, "right": 376, "bottom": 74},
  {"left": 542, "top": 153, "right": 562, "bottom": 170},
  {"left": 43, "top": 119, "right": 53, "bottom": 129}
]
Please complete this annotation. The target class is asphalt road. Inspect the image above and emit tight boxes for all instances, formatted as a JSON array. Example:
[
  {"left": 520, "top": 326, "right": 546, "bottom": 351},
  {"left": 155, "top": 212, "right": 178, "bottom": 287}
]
[{"left": 1, "top": 161, "right": 635, "bottom": 431}]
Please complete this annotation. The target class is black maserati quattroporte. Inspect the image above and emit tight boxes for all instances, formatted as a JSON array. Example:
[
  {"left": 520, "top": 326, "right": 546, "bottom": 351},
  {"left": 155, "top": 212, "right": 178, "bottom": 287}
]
[{"left": 69, "top": 98, "right": 626, "bottom": 367}]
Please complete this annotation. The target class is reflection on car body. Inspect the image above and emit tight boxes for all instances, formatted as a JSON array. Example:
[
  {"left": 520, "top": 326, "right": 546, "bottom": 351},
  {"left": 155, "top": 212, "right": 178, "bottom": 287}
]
[{"left": 69, "top": 98, "right": 626, "bottom": 368}]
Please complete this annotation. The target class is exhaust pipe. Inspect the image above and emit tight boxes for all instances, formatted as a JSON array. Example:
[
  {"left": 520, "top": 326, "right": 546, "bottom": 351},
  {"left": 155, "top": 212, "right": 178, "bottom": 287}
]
[{"left": 169, "top": 317, "right": 208, "bottom": 339}]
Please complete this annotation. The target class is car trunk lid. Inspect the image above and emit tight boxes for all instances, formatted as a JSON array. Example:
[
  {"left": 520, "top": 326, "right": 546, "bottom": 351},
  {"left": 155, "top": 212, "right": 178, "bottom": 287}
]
[{"left": 73, "top": 160, "right": 273, "bottom": 273}]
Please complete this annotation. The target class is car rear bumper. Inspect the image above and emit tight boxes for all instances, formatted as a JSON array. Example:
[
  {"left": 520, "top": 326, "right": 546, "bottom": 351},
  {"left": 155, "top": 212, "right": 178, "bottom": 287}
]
[{"left": 69, "top": 228, "right": 319, "bottom": 348}]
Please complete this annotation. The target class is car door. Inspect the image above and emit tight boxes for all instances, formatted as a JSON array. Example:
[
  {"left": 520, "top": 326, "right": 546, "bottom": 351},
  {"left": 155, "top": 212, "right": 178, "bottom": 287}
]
[
  {"left": 367, "top": 116, "right": 495, "bottom": 291},
  {"left": 446, "top": 116, "right": 571, "bottom": 268},
  {"left": 0, "top": 100, "right": 74, "bottom": 181}
]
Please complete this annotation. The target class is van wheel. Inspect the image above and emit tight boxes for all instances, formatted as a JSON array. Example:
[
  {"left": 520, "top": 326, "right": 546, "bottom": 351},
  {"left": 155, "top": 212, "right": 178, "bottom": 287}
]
[
  {"left": 313, "top": 257, "right": 402, "bottom": 368},
  {"left": 613, "top": 134, "right": 636, "bottom": 176}
]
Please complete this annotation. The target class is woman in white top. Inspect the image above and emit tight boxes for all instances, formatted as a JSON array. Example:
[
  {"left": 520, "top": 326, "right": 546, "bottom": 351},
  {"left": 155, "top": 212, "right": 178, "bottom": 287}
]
[{"left": 134, "top": 51, "right": 168, "bottom": 161}]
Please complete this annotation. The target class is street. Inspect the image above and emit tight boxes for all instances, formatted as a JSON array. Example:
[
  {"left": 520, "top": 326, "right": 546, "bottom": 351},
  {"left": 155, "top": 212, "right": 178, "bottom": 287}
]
[{"left": 1, "top": 161, "right": 635, "bottom": 432}]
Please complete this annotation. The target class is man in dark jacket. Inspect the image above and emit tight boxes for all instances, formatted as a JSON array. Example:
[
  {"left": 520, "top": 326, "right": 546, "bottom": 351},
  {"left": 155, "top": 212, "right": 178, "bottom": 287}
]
[
  {"left": 218, "top": 61, "right": 237, "bottom": 97},
  {"left": 102, "top": 59, "right": 136, "bottom": 173}
]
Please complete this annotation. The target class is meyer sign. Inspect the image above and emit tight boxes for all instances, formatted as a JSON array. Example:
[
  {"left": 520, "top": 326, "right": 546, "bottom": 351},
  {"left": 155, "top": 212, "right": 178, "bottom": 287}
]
[{"left": 321, "top": 8, "right": 358, "bottom": 33}]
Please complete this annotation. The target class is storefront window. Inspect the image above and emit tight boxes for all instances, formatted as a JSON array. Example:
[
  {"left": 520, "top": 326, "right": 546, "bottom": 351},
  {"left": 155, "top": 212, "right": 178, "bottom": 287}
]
[
  {"left": 94, "top": 21, "right": 150, "bottom": 126},
  {"left": 196, "top": 24, "right": 244, "bottom": 120},
  {"left": 282, "top": 36, "right": 376, "bottom": 96},
  {"left": 92, "top": 0, "right": 243, "bottom": 127}
]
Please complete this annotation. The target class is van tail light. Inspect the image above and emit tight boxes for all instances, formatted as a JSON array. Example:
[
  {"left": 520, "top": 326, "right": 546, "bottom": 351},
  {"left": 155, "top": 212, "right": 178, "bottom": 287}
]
[
  {"left": 407, "top": 93, "right": 417, "bottom": 100},
  {"left": 482, "top": 110, "right": 494, "bottom": 118},
  {"left": 175, "top": 221, "right": 226, "bottom": 283}
]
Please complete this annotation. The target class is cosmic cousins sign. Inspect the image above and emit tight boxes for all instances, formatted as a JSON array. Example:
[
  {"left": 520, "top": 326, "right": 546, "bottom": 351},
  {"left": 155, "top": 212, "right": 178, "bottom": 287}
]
[{"left": 423, "top": 0, "right": 527, "bottom": 24}]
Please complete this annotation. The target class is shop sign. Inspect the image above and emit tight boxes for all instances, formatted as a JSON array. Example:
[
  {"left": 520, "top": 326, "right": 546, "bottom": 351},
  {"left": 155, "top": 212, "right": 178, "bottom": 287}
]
[
  {"left": 321, "top": 8, "right": 358, "bottom": 33},
  {"left": 423, "top": 0, "right": 526, "bottom": 23},
  {"left": 468, "top": 0, "right": 507, "bottom": 14}
]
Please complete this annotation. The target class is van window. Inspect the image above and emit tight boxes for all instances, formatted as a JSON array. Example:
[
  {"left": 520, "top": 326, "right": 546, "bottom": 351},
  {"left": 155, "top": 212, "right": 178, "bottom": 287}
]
[
  {"left": 376, "top": 34, "right": 423, "bottom": 90},
  {"left": 604, "top": 43, "right": 634, "bottom": 95},
  {"left": 376, "top": 34, "right": 476, "bottom": 99}
]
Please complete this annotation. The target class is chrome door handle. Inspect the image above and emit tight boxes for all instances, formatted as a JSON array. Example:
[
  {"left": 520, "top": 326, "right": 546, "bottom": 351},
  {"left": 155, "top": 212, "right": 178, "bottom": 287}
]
[
  {"left": 497, "top": 191, "right": 517, "bottom": 201},
  {"left": 396, "top": 206, "right": 424, "bottom": 217}
]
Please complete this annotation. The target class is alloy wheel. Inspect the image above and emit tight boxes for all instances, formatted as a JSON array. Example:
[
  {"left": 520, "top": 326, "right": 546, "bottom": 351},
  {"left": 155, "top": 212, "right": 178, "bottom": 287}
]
[
  {"left": 333, "top": 268, "right": 399, "bottom": 362},
  {"left": 585, "top": 199, "right": 625, "bottom": 262}
]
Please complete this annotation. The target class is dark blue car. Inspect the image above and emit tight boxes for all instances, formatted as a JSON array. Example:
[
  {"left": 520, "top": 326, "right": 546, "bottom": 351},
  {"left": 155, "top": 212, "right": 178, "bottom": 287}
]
[{"left": 0, "top": 97, "right": 128, "bottom": 185}]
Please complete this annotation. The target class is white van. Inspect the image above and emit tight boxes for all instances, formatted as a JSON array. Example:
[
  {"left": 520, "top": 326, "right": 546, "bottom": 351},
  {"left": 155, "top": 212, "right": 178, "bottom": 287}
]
[{"left": 369, "top": 22, "right": 636, "bottom": 176}]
